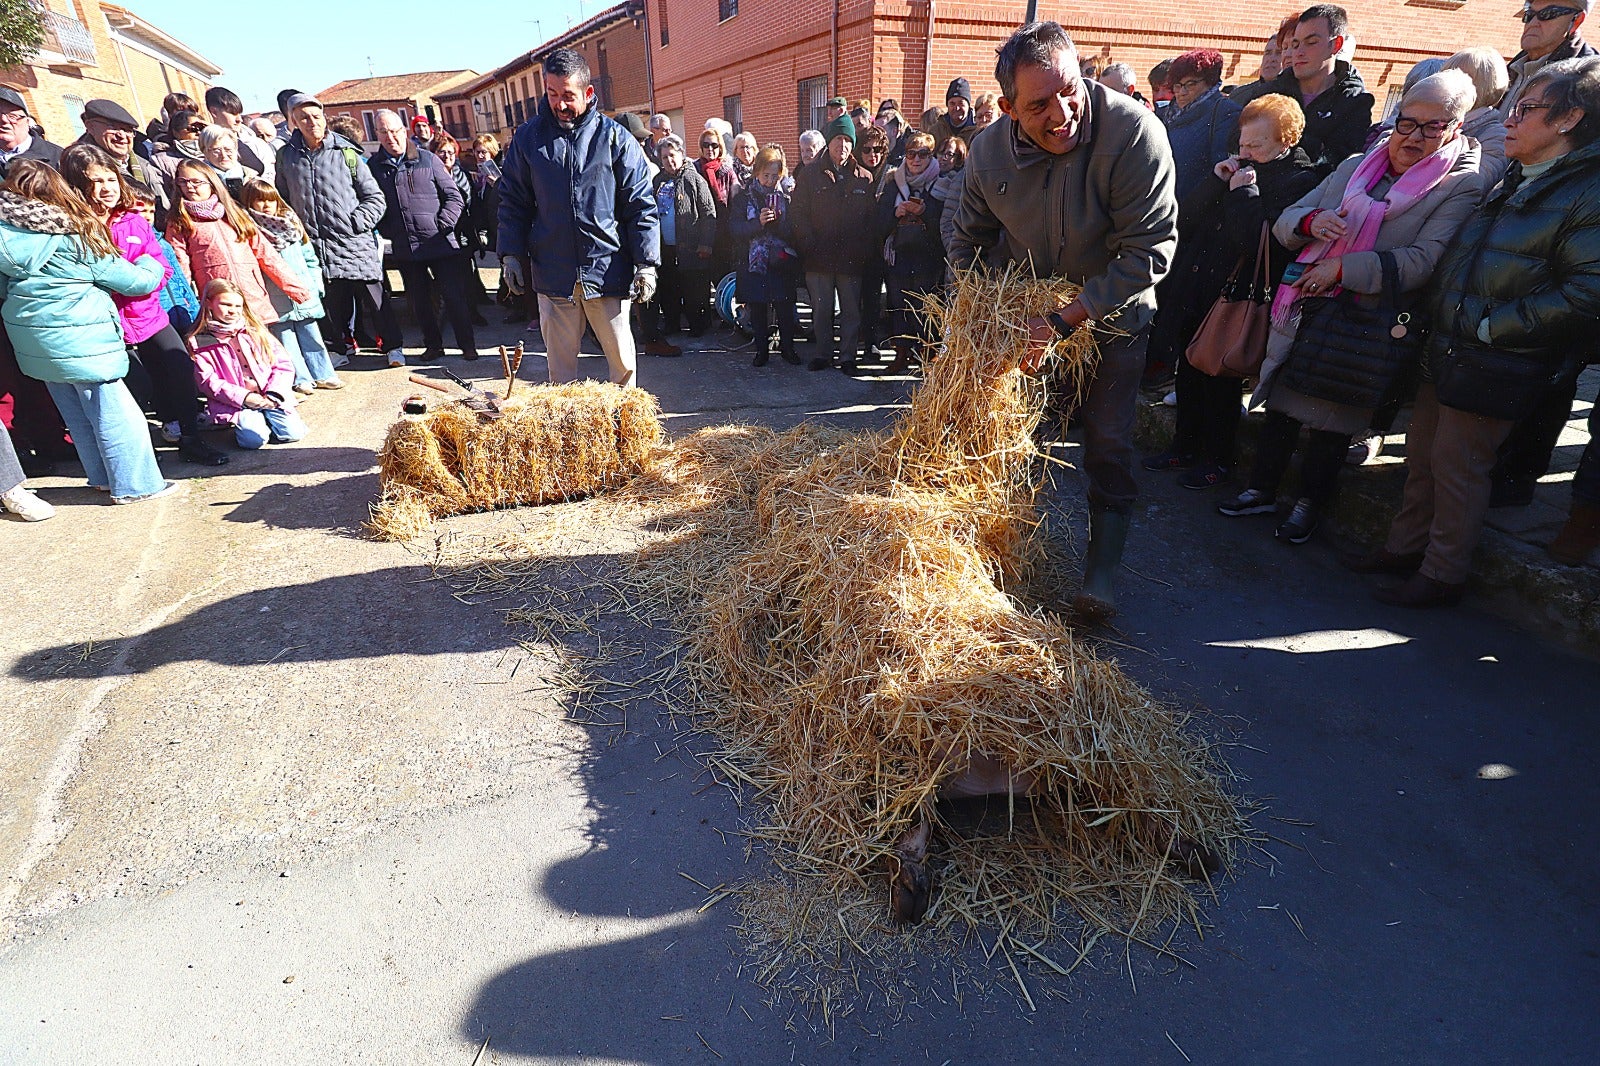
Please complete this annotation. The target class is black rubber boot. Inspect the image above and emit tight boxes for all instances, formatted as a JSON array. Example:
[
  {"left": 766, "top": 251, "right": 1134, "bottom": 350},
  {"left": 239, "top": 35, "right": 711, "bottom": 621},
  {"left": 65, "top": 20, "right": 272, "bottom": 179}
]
[{"left": 1072, "top": 507, "right": 1130, "bottom": 623}]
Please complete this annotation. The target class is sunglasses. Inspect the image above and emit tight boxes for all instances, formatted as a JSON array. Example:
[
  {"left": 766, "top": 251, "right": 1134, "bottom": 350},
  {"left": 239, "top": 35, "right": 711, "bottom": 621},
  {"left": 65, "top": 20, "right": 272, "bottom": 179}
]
[
  {"left": 700, "top": 141, "right": 722, "bottom": 149},
  {"left": 186, "top": 123, "right": 207, "bottom": 133},
  {"left": 1520, "top": 4, "right": 1582, "bottom": 21},
  {"left": 858, "top": 146, "right": 885, "bottom": 155},
  {"left": 905, "top": 148, "right": 933, "bottom": 159}
]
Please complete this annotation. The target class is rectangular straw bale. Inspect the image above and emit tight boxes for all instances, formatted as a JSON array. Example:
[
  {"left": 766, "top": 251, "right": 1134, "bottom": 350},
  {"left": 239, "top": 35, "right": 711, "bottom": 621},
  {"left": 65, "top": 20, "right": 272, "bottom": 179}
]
[{"left": 370, "top": 381, "right": 663, "bottom": 539}]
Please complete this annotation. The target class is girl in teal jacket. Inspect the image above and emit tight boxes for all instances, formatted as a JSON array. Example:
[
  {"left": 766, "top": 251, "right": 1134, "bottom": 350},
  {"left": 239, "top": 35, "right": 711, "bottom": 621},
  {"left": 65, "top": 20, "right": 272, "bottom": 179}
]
[{"left": 0, "top": 161, "right": 176, "bottom": 503}]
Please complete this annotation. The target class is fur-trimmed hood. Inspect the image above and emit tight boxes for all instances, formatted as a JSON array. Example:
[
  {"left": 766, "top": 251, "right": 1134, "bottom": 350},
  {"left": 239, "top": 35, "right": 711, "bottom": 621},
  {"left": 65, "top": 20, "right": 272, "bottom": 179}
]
[{"left": 0, "top": 190, "right": 77, "bottom": 235}]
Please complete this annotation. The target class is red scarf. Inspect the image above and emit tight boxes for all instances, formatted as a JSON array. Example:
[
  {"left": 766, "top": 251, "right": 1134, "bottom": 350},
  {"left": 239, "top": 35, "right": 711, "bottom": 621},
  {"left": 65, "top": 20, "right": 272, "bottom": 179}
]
[{"left": 697, "top": 159, "right": 734, "bottom": 205}]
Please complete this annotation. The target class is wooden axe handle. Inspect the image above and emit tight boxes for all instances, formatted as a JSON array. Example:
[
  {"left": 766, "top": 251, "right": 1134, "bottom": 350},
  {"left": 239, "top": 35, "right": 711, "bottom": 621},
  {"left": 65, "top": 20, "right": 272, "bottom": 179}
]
[{"left": 408, "top": 375, "right": 455, "bottom": 394}]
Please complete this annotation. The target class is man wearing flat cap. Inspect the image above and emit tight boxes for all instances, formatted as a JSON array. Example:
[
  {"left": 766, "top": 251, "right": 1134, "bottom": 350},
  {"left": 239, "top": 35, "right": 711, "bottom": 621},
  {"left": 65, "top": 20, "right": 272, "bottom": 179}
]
[
  {"left": 76, "top": 99, "right": 167, "bottom": 218},
  {"left": 0, "top": 86, "right": 63, "bottom": 181}
]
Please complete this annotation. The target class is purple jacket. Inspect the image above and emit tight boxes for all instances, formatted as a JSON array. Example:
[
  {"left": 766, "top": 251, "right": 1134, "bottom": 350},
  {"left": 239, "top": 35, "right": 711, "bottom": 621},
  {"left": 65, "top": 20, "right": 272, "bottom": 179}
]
[
  {"left": 366, "top": 143, "right": 464, "bottom": 262},
  {"left": 109, "top": 210, "right": 174, "bottom": 344}
]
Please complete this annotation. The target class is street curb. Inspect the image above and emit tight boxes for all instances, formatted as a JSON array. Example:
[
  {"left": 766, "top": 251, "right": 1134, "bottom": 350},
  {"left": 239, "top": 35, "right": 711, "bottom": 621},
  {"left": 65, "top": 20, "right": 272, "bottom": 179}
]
[{"left": 1134, "top": 402, "right": 1600, "bottom": 655}]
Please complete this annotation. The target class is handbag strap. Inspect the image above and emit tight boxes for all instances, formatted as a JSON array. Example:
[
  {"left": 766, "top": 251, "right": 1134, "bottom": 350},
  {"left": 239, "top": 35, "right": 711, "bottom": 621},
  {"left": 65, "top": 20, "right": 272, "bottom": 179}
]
[
  {"left": 1378, "top": 249, "right": 1403, "bottom": 302},
  {"left": 1251, "top": 220, "right": 1272, "bottom": 298}
]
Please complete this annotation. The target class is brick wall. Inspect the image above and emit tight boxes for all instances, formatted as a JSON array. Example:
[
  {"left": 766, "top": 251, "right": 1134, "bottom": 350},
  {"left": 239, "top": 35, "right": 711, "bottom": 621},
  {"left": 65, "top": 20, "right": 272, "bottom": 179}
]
[{"left": 651, "top": 0, "right": 1526, "bottom": 159}]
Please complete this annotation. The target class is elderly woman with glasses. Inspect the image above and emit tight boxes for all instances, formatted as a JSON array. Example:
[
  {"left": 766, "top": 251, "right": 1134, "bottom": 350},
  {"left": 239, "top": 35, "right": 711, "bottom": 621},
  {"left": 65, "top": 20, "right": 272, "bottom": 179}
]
[
  {"left": 930, "top": 136, "right": 968, "bottom": 257},
  {"left": 1218, "top": 70, "right": 1484, "bottom": 547},
  {"left": 199, "top": 125, "right": 261, "bottom": 199},
  {"left": 1346, "top": 58, "right": 1600, "bottom": 603},
  {"left": 874, "top": 131, "right": 944, "bottom": 374},
  {"left": 1164, "top": 49, "right": 1245, "bottom": 200},
  {"left": 694, "top": 126, "right": 740, "bottom": 287}
]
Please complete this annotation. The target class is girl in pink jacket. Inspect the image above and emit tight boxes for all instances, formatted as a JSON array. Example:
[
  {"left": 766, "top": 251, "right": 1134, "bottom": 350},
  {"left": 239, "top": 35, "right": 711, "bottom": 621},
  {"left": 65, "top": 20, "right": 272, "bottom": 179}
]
[
  {"left": 189, "top": 278, "right": 307, "bottom": 449},
  {"left": 166, "top": 161, "right": 314, "bottom": 390},
  {"left": 59, "top": 143, "right": 229, "bottom": 466}
]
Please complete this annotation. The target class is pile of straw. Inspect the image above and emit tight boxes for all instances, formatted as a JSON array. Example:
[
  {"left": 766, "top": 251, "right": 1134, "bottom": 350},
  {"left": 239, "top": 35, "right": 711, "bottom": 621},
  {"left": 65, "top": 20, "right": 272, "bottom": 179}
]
[
  {"left": 370, "top": 381, "right": 662, "bottom": 539},
  {"left": 613, "top": 269, "right": 1243, "bottom": 999}
]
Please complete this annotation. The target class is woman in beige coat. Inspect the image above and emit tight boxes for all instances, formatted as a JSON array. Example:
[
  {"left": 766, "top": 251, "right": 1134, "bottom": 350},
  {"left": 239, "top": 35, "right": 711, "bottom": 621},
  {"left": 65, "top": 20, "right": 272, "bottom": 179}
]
[{"left": 1218, "top": 71, "right": 1484, "bottom": 545}]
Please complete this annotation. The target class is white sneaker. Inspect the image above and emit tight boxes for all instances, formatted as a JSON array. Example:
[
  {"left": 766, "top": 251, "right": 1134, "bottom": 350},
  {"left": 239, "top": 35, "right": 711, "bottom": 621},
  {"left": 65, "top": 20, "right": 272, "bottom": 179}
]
[
  {"left": 1, "top": 485, "right": 55, "bottom": 521},
  {"left": 293, "top": 382, "right": 317, "bottom": 395},
  {"left": 161, "top": 420, "right": 182, "bottom": 443},
  {"left": 386, "top": 349, "right": 406, "bottom": 367},
  {"left": 112, "top": 480, "right": 186, "bottom": 506}
]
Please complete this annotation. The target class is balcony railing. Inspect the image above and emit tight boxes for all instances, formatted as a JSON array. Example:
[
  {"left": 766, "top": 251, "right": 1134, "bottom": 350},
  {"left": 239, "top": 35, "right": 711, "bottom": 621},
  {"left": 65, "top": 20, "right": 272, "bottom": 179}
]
[{"left": 37, "top": 7, "right": 99, "bottom": 66}]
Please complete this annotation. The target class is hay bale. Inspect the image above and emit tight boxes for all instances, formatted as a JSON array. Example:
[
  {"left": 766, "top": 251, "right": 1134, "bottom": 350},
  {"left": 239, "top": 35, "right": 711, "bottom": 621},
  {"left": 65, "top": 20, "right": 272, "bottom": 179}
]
[
  {"left": 619, "top": 269, "right": 1244, "bottom": 990},
  {"left": 370, "top": 381, "right": 662, "bottom": 539}
]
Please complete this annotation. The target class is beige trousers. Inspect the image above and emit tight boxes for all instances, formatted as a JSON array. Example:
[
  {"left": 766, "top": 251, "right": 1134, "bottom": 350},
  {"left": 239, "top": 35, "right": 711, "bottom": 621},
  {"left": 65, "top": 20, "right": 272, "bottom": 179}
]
[{"left": 537, "top": 284, "right": 637, "bottom": 386}]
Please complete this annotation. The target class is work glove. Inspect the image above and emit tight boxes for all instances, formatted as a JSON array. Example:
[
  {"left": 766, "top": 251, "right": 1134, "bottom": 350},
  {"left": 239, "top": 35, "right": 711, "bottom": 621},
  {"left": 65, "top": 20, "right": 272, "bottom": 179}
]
[
  {"left": 630, "top": 265, "right": 657, "bottom": 304},
  {"left": 500, "top": 254, "right": 527, "bottom": 296}
]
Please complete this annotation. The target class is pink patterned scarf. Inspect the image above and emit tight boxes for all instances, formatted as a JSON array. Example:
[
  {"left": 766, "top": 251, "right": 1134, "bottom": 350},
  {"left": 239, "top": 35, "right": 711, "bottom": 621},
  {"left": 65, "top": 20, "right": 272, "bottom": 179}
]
[{"left": 1270, "top": 135, "right": 1466, "bottom": 327}]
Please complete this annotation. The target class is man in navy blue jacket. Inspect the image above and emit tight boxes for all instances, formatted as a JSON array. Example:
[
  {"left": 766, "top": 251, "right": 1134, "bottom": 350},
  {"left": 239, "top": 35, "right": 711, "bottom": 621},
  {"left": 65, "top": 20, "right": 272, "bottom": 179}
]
[{"left": 497, "top": 48, "right": 659, "bottom": 385}]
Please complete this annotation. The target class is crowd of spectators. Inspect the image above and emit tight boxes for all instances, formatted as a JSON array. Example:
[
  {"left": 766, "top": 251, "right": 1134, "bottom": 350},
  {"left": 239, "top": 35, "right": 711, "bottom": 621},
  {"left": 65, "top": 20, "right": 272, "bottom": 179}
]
[{"left": 0, "top": 5, "right": 1596, "bottom": 591}]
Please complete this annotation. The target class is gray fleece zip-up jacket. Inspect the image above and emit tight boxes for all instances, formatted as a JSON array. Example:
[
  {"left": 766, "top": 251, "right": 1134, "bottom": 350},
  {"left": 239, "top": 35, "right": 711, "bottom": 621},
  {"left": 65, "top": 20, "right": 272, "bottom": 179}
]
[
  {"left": 951, "top": 81, "right": 1177, "bottom": 334},
  {"left": 275, "top": 130, "right": 387, "bottom": 281}
]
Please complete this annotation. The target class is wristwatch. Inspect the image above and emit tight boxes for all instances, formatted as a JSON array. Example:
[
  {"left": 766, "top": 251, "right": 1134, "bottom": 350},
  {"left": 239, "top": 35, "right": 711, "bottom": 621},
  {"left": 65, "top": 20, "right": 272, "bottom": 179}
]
[{"left": 1045, "top": 310, "right": 1075, "bottom": 339}]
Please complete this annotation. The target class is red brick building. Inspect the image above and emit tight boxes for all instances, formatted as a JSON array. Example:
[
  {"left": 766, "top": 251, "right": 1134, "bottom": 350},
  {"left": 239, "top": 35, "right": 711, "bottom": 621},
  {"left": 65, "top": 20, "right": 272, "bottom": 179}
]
[
  {"left": 432, "top": 2, "right": 652, "bottom": 147},
  {"left": 646, "top": 0, "right": 1525, "bottom": 158}
]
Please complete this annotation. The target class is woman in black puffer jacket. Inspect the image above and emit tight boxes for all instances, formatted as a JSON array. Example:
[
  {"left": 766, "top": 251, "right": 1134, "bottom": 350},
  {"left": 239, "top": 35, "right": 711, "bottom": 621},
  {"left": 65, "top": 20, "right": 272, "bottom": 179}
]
[
  {"left": 1142, "top": 93, "right": 1321, "bottom": 489},
  {"left": 1349, "top": 58, "right": 1600, "bottom": 607}
]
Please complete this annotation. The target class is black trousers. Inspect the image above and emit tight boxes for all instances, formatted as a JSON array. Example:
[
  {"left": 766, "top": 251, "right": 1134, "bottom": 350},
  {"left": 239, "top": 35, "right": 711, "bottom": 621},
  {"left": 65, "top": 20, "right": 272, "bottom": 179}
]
[
  {"left": 749, "top": 299, "right": 798, "bottom": 352},
  {"left": 322, "top": 277, "right": 402, "bottom": 354},
  {"left": 1249, "top": 410, "right": 1350, "bottom": 507},
  {"left": 1173, "top": 349, "right": 1245, "bottom": 465},
  {"left": 1492, "top": 368, "right": 1582, "bottom": 486},
  {"left": 127, "top": 323, "right": 201, "bottom": 435},
  {"left": 860, "top": 258, "right": 887, "bottom": 347},
  {"left": 398, "top": 257, "right": 478, "bottom": 355},
  {"left": 643, "top": 246, "right": 682, "bottom": 342}
]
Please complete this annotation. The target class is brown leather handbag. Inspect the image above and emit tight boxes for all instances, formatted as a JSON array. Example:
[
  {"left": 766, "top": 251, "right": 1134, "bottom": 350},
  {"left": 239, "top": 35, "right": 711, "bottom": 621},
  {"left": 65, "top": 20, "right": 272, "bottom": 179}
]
[{"left": 1186, "top": 222, "right": 1272, "bottom": 379}]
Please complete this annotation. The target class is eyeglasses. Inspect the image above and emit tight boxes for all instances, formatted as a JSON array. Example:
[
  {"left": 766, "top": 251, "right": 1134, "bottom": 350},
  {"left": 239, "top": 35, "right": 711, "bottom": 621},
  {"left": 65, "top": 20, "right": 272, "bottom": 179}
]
[
  {"left": 1173, "top": 78, "right": 1207, "bottom": 92},
  {"left": 905, "top": 148, "right": 933, "bottom": 159},
  {"left": 0, "top": 110, "right": 30, "bottom": 128},
  {"left": 1519, "top": 4, "right": 1582, "bottom": 23},
  {"left": 937, "top": 150, "right": 958, "bottom": 159},
  {"left": 1506, "top": 100, "right": 1556, "bottom": 123},
  {"left": 1392, "top": 116, "right": 1455, "bottom": 139}
]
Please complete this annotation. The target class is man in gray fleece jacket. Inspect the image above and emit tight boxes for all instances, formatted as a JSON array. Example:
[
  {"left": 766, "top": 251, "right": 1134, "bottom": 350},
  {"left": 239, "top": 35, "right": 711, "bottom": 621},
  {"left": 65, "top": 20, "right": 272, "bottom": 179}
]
[{"left": 952, "top": 21, "right": 1178, "bottom": 622}]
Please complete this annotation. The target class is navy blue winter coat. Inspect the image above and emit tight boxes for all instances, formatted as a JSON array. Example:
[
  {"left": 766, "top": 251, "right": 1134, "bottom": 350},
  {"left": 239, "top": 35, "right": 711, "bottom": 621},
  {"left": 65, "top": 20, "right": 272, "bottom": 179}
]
[
  {"left": 367, "top": 143, "right": 465, "bottom": 263},
  {"left": 1162, "top": 86, "right": 1242, "bottom": 201},
  {"left": 495, "top": 98, "right": 659, "bottom": 299}
]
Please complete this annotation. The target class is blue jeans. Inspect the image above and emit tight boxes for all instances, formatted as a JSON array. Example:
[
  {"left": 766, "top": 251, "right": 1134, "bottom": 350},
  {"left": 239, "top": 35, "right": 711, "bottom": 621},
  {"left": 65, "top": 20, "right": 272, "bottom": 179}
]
[
  {"left": 270, "top": 319, "right": 337, "bottom": 387},
  {"left": 234, "top": 406, "right": 307, "bottom": 449},
  {"left": 45, "top": 379, "right": 165, "bottom": 499}
]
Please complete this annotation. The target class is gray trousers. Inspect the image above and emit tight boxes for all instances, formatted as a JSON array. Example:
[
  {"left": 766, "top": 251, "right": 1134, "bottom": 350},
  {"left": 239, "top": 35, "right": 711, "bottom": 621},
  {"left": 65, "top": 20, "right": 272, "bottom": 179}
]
[
  {"left": 0, "top": 422, "right": 26, "bottom": 495},
  {"left": 1384, "top": 384, "right": 1514, "bottom": 584},
  {"left": 805, "top": 273, "right": 863, "bottom": 363},
  {"left": 537, "top": 284, "right": 637, "bottom": 386}
]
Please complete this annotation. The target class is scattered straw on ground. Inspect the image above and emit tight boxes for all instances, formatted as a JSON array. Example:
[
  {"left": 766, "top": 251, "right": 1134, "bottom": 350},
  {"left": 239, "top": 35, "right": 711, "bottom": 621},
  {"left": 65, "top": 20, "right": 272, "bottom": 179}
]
[
  {"left": 369, "top": 381, "right": 662, "bottom": 539},
  {"left": 410, "top": 269, "right": 1248, "bottom": 1014}
]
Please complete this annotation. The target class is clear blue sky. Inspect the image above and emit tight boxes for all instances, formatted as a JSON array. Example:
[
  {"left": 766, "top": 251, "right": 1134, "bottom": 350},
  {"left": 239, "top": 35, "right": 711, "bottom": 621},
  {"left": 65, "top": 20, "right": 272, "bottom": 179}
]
[{"left": 131, "top": 0, "right": 602, "bottom": 114}]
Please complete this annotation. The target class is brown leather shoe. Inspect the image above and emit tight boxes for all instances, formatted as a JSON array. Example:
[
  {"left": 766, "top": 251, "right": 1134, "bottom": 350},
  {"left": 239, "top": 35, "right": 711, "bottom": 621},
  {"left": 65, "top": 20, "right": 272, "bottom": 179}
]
[
  {"left": 1547, "top": 502, "right": 1600, "bottom": 566},
  {"left": 1374, "top": 572, "right": 1465, "bottom": 609},
  {"left": 1341, "top": 547, "right": 1425, "bottom": 575},
  {"left": 643, "top": 340, "right": 681, "bottom": 357}
]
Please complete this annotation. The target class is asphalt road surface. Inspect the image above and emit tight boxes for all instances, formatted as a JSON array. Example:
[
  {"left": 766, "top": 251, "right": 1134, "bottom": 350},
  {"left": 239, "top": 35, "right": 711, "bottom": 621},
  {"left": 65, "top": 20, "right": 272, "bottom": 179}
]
[{"left": 2, "top": 323, "right": 1595, "bottom": 1063}]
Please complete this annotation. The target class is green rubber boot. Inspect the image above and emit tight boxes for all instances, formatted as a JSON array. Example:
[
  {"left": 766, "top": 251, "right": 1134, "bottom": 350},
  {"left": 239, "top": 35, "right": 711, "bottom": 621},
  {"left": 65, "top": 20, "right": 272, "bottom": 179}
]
[{"left": 1072, "top": 507, "right": 1130, "bottom": 623}]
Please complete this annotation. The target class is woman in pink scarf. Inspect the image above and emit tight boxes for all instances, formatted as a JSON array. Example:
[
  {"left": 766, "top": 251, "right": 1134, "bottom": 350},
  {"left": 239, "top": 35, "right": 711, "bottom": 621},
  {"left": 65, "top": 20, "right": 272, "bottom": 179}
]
[{"left": 1217, "top": 71, "right": 1484, "bottom": 546}]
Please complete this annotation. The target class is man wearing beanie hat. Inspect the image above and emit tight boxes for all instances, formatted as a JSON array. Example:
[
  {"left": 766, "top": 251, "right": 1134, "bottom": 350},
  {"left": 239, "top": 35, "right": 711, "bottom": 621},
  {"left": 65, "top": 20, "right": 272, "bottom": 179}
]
[
  {"left": 920, "top": 76, "right": 979, "bottom": 148},
  {"left": 791, "top": 113, "right": 877, "bottom": 374},
  {"left": 952, "top": 21, "right": 1177, "bottom": 623}
]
